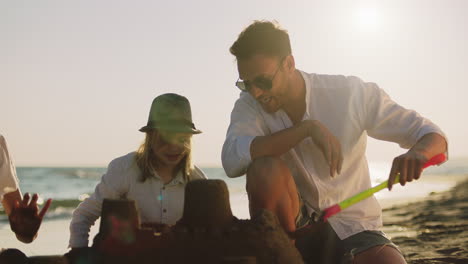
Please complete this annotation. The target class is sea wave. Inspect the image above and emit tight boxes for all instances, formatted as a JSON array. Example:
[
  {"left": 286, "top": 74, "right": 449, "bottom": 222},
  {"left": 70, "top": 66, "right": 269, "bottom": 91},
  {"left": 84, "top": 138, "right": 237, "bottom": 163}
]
[
  {"left": 0, "top": 199, "right": 82, "bottom": 221},
  {"left": 17, "top": 167, "right": 105, "bottom": 180},
  {"left": 69, "top": 168, "right": 104, "bottom": 179}
]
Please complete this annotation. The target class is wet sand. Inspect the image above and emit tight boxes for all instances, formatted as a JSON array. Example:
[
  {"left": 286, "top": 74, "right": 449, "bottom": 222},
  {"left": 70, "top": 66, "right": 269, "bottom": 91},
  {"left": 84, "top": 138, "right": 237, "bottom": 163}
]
[{"left": 382, "top": 179, "right": 468, "bottom": 264}]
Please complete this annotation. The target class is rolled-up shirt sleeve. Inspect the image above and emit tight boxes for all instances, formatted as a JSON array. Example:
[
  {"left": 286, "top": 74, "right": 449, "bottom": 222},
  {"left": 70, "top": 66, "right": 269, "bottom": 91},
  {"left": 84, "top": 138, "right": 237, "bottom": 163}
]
[
  {"left": 69, "top": 157, "right": 129, "bottom": 248},
  {"left": 0, "top": 135, "right": 19, "bottom": 199},
  {"left": 222, "top": 93, "right": 268, "bottom": 178},
  {"left": 350, "top": 76, "right": 447, "bottom": 150}
]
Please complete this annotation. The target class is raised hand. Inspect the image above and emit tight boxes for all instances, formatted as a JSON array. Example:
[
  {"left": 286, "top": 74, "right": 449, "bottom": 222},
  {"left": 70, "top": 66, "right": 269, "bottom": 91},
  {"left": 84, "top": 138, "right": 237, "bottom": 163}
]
[{"left": 8, "top": 193, "right": 52, "bottom": 243}]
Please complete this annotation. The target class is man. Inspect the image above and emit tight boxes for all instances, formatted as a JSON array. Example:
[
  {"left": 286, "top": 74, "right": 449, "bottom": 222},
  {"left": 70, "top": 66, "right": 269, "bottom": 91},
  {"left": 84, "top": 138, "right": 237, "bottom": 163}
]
[
  {"left": 222, "top": 21, "right": 447, "bottom": 264},
  {"left": 1, "top": 134, "right": 51, "bottom": 243}
]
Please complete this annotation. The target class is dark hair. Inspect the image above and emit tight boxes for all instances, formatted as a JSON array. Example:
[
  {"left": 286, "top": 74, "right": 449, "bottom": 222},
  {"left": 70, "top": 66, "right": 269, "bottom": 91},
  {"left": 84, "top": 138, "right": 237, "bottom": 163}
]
[{"left": 230, "top": 20, "right": 292, "bottom": 60}]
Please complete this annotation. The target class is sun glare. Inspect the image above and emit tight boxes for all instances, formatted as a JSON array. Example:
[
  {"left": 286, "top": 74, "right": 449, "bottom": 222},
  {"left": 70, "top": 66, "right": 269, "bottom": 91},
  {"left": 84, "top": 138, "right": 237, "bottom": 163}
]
[{"left": 355, "top": 6, "right": 380, "bottom": 32}]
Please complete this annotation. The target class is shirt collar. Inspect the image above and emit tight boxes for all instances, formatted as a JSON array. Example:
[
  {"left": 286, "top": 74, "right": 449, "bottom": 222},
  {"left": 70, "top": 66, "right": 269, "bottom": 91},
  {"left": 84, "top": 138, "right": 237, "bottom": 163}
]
[
  {"left": 298, "top": 70, "right": 312, "bottom": 120},
  {"left": 149, "top": 166, "right": 186, "bottom": 186},
  {"left": 171, "top": 170, "right": 186, "bottom": 185}
]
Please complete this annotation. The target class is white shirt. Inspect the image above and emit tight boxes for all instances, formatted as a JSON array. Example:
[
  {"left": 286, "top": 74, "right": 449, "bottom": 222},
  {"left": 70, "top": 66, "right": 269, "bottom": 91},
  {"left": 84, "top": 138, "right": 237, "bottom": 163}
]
[
  {"left": 69, "top": 152, "right": 207, "bottom": 248},
  {"left": 0, "top": 134, "right": 19, "bottom": 200},
  {"left": 222, "top": 71, "right": 446, "bottom": 239}
]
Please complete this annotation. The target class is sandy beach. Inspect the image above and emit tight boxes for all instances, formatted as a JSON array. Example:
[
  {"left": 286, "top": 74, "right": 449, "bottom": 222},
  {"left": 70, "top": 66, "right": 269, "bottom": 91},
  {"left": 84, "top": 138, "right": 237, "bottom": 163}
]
[
  {"left": 0, "top": 218, "right": 101, "bottom": 256},
  {"left": 1, "top": 175, "right": 467, "bottom": 263},
  {"left": 382, "top": 179, "right": 468, "bottom": 264}
]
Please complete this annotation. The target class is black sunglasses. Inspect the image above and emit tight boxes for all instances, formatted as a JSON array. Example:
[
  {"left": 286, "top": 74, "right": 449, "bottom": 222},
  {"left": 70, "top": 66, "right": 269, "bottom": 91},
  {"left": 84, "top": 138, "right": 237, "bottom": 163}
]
[{"left": 235, "top": 58, "right": 284, "bottom": 92}]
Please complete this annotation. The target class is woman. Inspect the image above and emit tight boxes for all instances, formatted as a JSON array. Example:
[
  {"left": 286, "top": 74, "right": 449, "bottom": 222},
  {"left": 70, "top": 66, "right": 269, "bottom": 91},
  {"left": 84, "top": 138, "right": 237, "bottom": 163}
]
[{"left": 68, "top": 93, "right": 207, "bottom": 249}]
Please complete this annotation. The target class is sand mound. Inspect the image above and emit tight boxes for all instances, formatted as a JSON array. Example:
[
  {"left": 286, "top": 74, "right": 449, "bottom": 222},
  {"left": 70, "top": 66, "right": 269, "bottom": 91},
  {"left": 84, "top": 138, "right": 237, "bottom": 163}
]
[{"left": 383, "top": 179, "right": 468, "bottom": 264}]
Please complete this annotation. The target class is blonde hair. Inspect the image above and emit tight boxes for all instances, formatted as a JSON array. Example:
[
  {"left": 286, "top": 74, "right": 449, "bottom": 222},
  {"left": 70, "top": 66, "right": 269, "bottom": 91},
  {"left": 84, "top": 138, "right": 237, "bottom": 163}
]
[{"left": 135, "top": 129, "right": 194, "bottom": 182}]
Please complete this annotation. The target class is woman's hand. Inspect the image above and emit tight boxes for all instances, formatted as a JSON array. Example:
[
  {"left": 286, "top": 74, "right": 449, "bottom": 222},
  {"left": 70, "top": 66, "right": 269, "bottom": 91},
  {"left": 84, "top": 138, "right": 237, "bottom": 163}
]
[{"left": 9, "top": 193, "right": 52, "bottom": 243}]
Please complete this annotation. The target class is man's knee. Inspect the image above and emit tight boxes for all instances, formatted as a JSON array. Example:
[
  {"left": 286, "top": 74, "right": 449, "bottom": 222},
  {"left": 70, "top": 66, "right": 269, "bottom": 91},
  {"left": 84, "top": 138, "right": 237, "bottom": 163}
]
[
  {"left": 246, "top": 156, "right": 292, "bottom": 197},
  {"left": 353, "top": 245, "right": 406, "bottom": 264},
  {"left": 247, "top": 156, "right": 289, "bottom": 183}
]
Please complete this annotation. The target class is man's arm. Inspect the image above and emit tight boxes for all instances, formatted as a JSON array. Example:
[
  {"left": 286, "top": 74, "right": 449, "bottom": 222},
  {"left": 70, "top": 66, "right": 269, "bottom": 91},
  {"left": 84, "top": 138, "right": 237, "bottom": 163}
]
[
  {"left": 388, "top": 132, "right": 448, "bottom": 190},
  {"left": 222, "top": 93, "right": 343, "bottom": 178},
  {"left": 251, "top": 119, "right": 343, "bottom": 177},
  {"left": 346, "top": 77, "right": 448, "bottom": 189}
]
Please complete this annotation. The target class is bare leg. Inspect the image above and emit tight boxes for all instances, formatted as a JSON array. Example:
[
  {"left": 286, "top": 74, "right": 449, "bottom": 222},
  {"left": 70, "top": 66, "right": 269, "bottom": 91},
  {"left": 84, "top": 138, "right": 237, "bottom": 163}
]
[
  {"left": 246, "top": 156, "right": 300, "bottom": 234},
  {"left": 353, "top": 245, "right": 406, "bottom": 264}
]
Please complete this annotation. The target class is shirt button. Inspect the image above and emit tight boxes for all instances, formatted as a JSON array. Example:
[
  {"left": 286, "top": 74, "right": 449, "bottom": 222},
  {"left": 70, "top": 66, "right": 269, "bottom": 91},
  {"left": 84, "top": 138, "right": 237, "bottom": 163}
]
[{"left": 163, "top": 209, "right": 167, "bottom": 213}]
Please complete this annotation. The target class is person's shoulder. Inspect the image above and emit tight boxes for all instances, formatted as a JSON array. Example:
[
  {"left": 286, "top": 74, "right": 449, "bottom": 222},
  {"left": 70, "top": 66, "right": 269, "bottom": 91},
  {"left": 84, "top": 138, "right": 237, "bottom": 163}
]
[
  {"left": 312, "top": 73, "right": 360, "bottom": 80},
  {"left": 109, "top": 151, "right": 136, "bottom": 164},
  {"left": 318, "top": 74, "right": 374, "bottom": 87},
  {"left": 310, "top": 73, "right": 352, "bottom": 87},
  {"left": 310, "top": 73, "right": 374, "bottom": 93},
  {"left": 0, "top": 134, "right": 10, "bottom": 164},
  {"left": 231, "top": 91, "right": 262, "bottom": 114},
  {"left": 0, "top": 134, "right": 7, "bottom": 149},
  {"left": 235, "top": 91, "right": 257, "bottom": 105},
  {"left": 107, "top": 152, "right": 138, "bottom": 172},
  {"left": 191, "top": 165, "right": 208, "bottom": 180}
]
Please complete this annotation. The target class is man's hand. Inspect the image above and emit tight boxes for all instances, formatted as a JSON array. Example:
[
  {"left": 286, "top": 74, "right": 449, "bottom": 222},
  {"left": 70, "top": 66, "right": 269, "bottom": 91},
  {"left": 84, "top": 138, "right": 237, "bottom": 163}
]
[
  {"left": 387, "top": 150, "right": 428, "bottom": 191},
  {"left": 9, "top": 193, "right": 52, "bottom": 243},
  {"left": 249, "top": 119, "right": 343, "bottom": 177},
  {"left": 306, "top": 120, "right": 343, "bottom": 177},
  {"left": 387, "top": 133, "right": 447, "bottom": 190}
]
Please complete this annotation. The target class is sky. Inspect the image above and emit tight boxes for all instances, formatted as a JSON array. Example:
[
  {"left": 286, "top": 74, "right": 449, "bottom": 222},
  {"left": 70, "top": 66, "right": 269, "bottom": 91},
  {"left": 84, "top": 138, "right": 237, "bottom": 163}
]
[{"left": 1, "top": 0, "right": 467, "bottom": 167}]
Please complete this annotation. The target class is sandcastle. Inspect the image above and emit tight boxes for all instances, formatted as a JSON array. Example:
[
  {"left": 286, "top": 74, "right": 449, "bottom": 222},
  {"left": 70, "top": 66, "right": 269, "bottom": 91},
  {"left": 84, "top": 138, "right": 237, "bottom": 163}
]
[{"left": 2, "top": 179, "right": 304, "bottom": 264}]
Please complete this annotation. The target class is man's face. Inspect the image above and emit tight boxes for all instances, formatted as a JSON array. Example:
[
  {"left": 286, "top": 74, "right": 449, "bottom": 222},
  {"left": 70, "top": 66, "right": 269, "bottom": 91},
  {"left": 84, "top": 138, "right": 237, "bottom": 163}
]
[{"left": 237, "top": 54, "right": 288, "bottom": 113}]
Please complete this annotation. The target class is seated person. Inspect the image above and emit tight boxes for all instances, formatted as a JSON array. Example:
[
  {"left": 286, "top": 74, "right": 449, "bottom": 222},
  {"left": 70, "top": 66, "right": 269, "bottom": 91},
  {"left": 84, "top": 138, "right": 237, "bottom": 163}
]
[
  {"left": 1, "top": 134, "right": 52, "bottom": 244},
  {"left": 222, "top": 21, "right": 447, "bottom": 264},
  {"left": 69, "top": 93, "right": 207, "bottom": 249}
]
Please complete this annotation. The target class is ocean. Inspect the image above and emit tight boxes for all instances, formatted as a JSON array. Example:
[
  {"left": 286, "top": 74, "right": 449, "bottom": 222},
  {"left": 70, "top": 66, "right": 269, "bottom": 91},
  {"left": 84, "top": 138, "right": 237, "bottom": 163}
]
[{"left": 2, "top": 158, "right": 467, "bottom": 221}]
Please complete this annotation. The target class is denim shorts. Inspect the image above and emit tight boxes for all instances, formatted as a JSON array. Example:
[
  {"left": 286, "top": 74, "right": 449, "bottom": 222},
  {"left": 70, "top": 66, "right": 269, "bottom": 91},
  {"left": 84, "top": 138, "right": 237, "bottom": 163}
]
[{"left": 295, "top": 202, "right": 402, "bottom": 264}]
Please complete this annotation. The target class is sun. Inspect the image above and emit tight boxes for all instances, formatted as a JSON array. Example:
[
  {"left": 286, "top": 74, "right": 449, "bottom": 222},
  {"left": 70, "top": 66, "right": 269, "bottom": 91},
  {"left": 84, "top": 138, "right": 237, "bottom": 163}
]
[{"left": 355, "top": 6, "right": 381, "bottom": 32}]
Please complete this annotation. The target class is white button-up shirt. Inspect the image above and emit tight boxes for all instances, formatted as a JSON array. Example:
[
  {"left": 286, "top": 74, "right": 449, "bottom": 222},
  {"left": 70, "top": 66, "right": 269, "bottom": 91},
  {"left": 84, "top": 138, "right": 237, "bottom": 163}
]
[
  {"left": 0, "top": 134, "right": 19, "bottom": 199},
  {"left": 222, "top": 71, "right": 446, "bottom": 239},
  {"left": 69, "top": 152, "right": 207, "bottom": 248}
]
